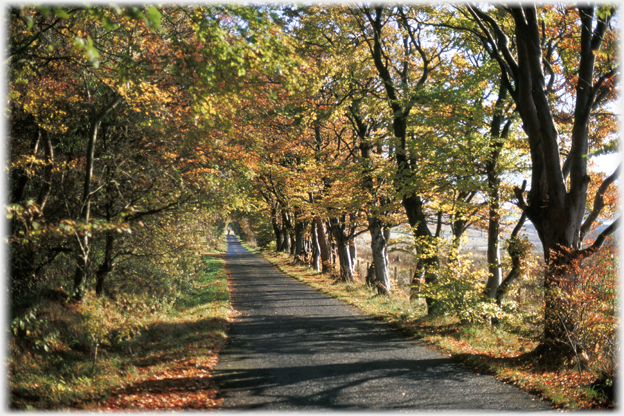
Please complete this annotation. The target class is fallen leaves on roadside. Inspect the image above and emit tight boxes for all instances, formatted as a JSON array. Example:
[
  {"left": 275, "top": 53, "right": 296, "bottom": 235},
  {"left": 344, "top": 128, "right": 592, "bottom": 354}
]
[{"left": 94, "top": 354, "right": 223, "bottom": 410}]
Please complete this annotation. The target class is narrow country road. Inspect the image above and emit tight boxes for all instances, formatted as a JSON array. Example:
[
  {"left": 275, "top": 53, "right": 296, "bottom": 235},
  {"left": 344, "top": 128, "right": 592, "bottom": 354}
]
[{"left": 212, "top": 236, "right": 551, "bottom": 411}]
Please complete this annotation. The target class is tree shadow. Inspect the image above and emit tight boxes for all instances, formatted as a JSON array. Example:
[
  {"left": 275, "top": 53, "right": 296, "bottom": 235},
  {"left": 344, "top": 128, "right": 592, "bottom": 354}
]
[
  {"left": 116, "top": 317, "right": 230, "bottom": 367},
  {"left": 212, "top": 356, "right": 551, "bottom": 410}
]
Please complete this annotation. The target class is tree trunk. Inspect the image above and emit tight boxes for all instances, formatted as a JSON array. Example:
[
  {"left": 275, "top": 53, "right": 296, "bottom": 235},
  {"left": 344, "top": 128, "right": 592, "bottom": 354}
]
[
  {"left": 485, "top": 189, "right": 502, "bottom": 299},
  {"left": 271, "top": 206, "right": 283, "bottom": 252},
  {"left": 290, "top": 233, "right": 296, "bottom": 256},
  {"left": 36, "top": 128, "right": 54, "bottom": 213},
  {"left": 282, "top": 228, "right": 290, "bottom": 253},
  {"left": 72, "top": 96, "right": 122, "bottom": 300},
  {"left": 405, "top": 195, "right": 440, "bottom": 313},
  {"left": 335, "top": 239, "right": 354, "bottom": 282},
  {"left": 295, "top": 214, "right": 305, "bottom": 256},
  {"left": 329, "top": 216, "right": 354, "bottom": 282},
  {"left": 369, "top": 217, "right": 391, "bottom": 294},
  {"left": 348, "top": 238, "right": 357, "bottom": 274},
  {"left": 365, "top": 263, "right": 377, "bottom": 289},
  {"left": 95, "top": 231, "right": 114, "bottom": 296},
  {"left": 495, "top": 212, "right": 527, "bottom": 305},
  {"left": 485, "top": 82, "right": 510, "bottom": 299},
  {"left": 281, "top": 210, "right": 291, "bottom": 254},
  {"left": 383, "top": 226, "right": 391, "bottom": 268},
  {"left": 314, "top": 216, "right": 331, "bottom": 273},
  {"left": 311, "top": 219, "right": 321, "bottom": 272}
]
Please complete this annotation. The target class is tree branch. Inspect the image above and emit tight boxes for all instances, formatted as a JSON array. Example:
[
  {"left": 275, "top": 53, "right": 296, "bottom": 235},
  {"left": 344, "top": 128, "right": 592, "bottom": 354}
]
[
  {"left": 495, "top": 211, "right": 527, "bottom": 305},
  {"left": 578, "top": 216, "right": 620, "bottom": 258},
  {"left": 513, "top": 179, "right": 528, "bottom": 211},
  {"left": 580, "top": 162, "right": 621, "bottom": 242}
]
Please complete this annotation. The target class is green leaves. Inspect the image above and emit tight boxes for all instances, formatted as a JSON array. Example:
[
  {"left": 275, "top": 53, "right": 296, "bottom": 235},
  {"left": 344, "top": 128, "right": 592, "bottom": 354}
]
[
  {"left": 144, "top": 6, "right": 162, "bottom": 30},
  {"left": 71, "top": 36, "right": 100, "bottom": 68},
  {"left": 596, "top": 6, "right": 613, "bottom": 20}
]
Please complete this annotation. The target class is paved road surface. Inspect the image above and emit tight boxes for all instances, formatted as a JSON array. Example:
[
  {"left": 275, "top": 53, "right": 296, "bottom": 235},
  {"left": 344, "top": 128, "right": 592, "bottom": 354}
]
[{"left": 212, "top": 236, "right": 551, "bottom": 411}]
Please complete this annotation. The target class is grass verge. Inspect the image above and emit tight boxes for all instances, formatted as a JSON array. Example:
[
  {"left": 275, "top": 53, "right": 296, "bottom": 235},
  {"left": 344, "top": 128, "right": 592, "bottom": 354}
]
[
  {"left": 254, "top": 248, "right": 615, "bottom": 410},
  {"left": 9, "top": 255, "right": 230, "bottom": 410}
]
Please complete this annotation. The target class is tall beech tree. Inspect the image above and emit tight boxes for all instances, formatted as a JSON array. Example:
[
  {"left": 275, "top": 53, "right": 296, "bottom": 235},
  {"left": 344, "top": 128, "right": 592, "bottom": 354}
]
[
  {"left": 348, "top": 98, "right": 395, "bottom": 294},
  {"left": 463, "top": 4, "right": 620, "bottom": 348},
  {"left": 429, "top": 18, "right": 521, "bottom": 299},
  {"left": 353, "top": 5, "right": 454, "bottom": 312}
]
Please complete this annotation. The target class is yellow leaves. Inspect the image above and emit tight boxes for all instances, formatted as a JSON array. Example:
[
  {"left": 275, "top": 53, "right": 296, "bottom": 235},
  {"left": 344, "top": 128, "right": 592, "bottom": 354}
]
[
  {"left": 20, "top": 85, "right": 72, "bottom": 134},
  {"left": 117, "top": 80, "right": 174, "bottom": 115},
  {"left": 198, "top": 99, "right": 216, "bottom": 116},
  {"left": 11, "top": 155, "right": 51, "bottom": 177},
  {"left": 162, "top": 151, "right": 178, "bottom": 161}
]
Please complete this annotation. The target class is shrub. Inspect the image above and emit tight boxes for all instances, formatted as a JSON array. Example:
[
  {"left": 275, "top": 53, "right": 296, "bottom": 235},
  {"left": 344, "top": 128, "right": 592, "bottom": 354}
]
[{"left": 546, "top": 242, "right": 618, "bottom": 377}]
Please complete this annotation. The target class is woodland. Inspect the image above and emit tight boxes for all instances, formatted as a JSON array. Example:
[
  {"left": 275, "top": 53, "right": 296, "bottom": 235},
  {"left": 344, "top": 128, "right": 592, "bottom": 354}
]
[{"left": 7, "top": 3, "right": 620, "bottom": 409}]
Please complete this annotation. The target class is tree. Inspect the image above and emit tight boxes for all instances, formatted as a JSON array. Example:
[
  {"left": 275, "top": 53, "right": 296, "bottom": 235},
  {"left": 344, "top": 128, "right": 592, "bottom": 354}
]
[
  {"left": 463, "top": 4, "right": 620, "bottom": 349},
  {"left": 349, "top": 97, "right": 396, "bottom": 294},
  {"left": 7, "top": 4, "right": 303, "bottom": 301},
  {"left": 351, "top": 5, "right": 455, "bottom": 311}
]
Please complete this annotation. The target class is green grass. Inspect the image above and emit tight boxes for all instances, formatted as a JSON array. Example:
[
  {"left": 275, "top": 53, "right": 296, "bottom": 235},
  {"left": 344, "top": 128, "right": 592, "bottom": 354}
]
[{"left": 9, "top": 255, "right": 230, "bottom": 410}]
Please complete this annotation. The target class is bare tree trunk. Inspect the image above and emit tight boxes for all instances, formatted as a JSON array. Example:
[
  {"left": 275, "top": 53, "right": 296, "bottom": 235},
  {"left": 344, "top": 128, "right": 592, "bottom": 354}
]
[
  {"left": 336, "top": 240, "right": 354, "bottom": 282},
  {"left": 329, "top": 215, "right": 354, "bottom": 282},
  {"left": 281, "top": 210, "right": 291, "bottom": 254},
  {"left": 349, "top": 238, "right": 357, "bottom": 274},
  {"left": 290, "top": 233, "right": 296, "bottom": 256},
  {"left": 485, "top": 83, "right": 510, "bottom": 299},
  {"left": 495, "top": 212, "right": 527, "bottom": 305},
  {"left": 73, "top": 95, "right": 122, "bottom": 300},
  {"left": 311, "top": 219, "right": 321, "bottom": 272},
  {"left": 369, "top": 217, "right": 391, "bottom": 294},
  {"left": 314, "top": 216, "right": 331, "bottom": 273},
  {"left": 36, "top": 128, "right": 54, "bottom": 213}
]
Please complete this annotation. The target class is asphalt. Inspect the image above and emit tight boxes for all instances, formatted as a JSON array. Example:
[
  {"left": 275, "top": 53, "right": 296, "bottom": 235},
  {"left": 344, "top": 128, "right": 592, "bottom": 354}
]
[{"left": 212, "top": 235, "right": 552, "bottom": 411}]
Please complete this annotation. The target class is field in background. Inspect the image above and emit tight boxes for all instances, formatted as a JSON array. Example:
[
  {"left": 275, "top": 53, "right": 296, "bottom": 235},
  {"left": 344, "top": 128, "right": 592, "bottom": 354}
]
[{"left": 352, "top": 222, "right": 543, "bottom": 296}]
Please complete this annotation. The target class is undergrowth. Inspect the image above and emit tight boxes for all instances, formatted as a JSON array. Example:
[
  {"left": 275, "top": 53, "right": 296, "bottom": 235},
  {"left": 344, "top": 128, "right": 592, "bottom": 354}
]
[{"left": 9, "top": 255, "right": 230, "bottom": 410}]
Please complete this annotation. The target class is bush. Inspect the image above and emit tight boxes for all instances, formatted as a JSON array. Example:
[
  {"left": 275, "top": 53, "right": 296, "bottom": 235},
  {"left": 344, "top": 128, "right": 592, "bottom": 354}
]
[
  {"left": 546, "top": 242, "right": 618, "bottom": 377},
  {"left": 418, "top": 243, "right": 542, "bottom": 329},
  {"left": 419, "top": 251, "right": 489, "bottom": 320}
]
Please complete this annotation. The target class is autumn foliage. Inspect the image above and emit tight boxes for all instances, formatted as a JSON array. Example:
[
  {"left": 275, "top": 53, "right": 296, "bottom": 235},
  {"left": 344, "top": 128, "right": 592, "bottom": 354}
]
[
  {"left": 545, "top": 242, "right": 619, "bottom": 375},
  {"left": 7, "top": 3, "right": 620, "bottom": 411}
]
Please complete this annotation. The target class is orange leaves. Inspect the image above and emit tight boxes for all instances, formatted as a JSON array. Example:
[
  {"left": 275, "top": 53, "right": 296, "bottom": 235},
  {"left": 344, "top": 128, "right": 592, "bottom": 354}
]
[
  {"left": 545, "top": 245, "right": 618, "bottom": 401},
  {"left": 163, "top": 151, "right": 179, "bottom": 161},
  {"left": 97, "top": 355, "right": 222, "bottom": 410}
]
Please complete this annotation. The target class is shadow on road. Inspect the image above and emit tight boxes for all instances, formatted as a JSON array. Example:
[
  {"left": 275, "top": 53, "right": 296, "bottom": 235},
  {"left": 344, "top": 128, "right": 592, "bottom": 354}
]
[{"left": 214, "top": 235, "right": 550, "bottom": 410}]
